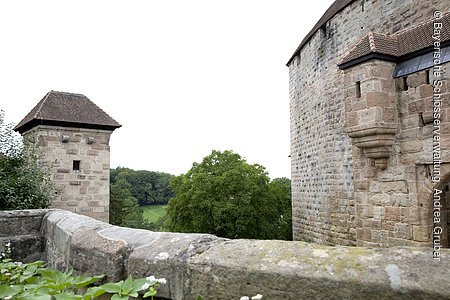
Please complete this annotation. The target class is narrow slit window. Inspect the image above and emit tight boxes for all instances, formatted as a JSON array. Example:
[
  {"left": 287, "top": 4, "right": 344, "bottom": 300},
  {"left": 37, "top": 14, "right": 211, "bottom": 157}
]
[
  {"left": 73, "top": 160, "right": 81, "bottom": 171},
  {"left": 355, "top": 81, "right": 361, "bottom": 98},
  {"left": 401, "top": 76, "right": 408, "bottom": 91},
  {"left": 320, "top": 24, "right": 327, "bottom": 38},
  {"left": 426, "top": 70, "right": 430, "bottom": 84}
]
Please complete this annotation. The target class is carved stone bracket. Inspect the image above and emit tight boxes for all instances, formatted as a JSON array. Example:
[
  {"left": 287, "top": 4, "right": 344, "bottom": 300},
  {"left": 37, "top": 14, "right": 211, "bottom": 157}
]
[{"left": 347, "top": 124, "right": 397, "bottom": 170}]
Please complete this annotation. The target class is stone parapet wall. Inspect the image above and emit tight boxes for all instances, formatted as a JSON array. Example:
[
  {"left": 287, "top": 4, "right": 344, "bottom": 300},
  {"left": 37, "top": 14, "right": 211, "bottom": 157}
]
[
  {"left": 23, "top": 125, "right": 113, "bottom": 222},
  {"left": 1, "top": 209, "right": 450, "bottom": 299}
]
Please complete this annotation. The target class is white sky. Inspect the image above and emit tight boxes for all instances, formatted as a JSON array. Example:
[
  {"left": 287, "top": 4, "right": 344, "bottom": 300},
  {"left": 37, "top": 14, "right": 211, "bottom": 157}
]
[{"left": 0, "top": 0, "right": 334, "bottom": 179}]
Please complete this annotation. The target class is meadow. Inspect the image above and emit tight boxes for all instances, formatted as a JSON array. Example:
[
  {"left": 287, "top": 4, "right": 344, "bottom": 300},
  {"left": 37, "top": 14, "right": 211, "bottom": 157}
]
[{"left": 142, "top": 204, "right": 168, "bottom": 223}]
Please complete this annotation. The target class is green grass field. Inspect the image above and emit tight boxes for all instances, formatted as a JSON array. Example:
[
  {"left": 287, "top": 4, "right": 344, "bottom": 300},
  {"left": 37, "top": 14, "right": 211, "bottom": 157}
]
[{"left": 142, "top": 205, "right": 168, "bottom": 223}]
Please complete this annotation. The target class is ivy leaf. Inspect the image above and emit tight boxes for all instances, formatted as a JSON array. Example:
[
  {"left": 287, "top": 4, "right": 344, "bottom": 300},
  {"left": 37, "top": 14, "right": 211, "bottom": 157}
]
[
  {"left": 24, "top": 294, "right": 52, "bottom": 300},
  {"left": 71, "top": 274, "right": 104, "bottom": 288},
  {"left": 122, "top": 275, "right": 134, "bottom": 294},
  {"left": 111, "top": 294, "right": 130, "bottom": 300},
  {"left": 84, "top": 286, "right": 106, "bottom": 299},
  {"left": 0, "top": 284, "right": 23, "bottom": 298},
  {"left": 101, "top": 281, "right": 123, "bottom": 294},
  {"left": 132, "top": 278, "right": 148, "bottom": 291},
  {"left": 54, "top": 292, "right": 83, "bottom": 300}
]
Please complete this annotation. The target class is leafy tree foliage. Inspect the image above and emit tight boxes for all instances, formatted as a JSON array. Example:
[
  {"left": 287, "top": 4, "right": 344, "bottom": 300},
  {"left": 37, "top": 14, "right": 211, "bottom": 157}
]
[
  {"left": 166, "top": 150, "right": 292, "bottom": 240},
  {"left": 110, "top": 167, "right": 174, "bottom": 205},
  {"left": 109, "top": 169, "right": 172, "bottom": 230},
  {"left": 268, "top": 177, "right": 293, "bottom": 240},
  {"left": 0, "top": 110, "right": 56, "bottom": 210},
  {"left": 109, "top": 177, "right": 146, "bottom": 228}
]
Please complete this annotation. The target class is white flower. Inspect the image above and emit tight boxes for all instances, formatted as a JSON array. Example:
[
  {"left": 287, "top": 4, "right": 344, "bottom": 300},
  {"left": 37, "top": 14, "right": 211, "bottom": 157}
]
[
  {"left": 251, "top": 294, "right": 263, "bottom": 300},
  {"left": 146, "top": 275, "right": 156, "bottom": 282},
  {"left": 141, "top": 283, "right": 150, "bottom": 290},
  {"left": 157, "top": 278, "right": 167, "bottom": 284},
  {"left": 240, "top": 297, "right": 250, "bottom": 300}
]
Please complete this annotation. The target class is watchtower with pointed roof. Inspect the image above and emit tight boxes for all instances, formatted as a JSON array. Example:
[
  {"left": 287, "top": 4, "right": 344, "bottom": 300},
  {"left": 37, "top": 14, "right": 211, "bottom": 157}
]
[{"left": 15, "top": 91, "right": 121, "bottom": 222}]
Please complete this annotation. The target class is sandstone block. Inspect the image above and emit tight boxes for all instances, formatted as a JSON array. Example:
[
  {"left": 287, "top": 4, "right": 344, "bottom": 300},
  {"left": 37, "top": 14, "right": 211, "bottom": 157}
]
[
  {"left": 412, "top": 225, "right": 431, "bottom": 242},
  {"left": 394, "top": 223, "right": 412, "bottom": 240}
]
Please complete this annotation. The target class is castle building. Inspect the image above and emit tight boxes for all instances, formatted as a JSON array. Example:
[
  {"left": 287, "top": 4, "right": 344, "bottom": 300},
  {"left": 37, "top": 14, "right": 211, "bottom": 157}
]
[
  {"left": 288, "top": 0, "right": 450, "bottom": 247},
  {"left": 14, "top": 91, "right": 121, "bottom": 222}
]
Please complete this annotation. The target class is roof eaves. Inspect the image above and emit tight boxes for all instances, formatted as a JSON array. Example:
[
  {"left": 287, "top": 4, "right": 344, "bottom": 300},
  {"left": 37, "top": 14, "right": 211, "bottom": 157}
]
[{"left": 338, "top": 53, "right": 398, "bottom": 70}]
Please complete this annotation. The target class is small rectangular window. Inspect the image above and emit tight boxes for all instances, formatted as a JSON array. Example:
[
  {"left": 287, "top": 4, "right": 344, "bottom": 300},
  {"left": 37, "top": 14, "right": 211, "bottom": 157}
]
[
  {"left": 355, "top": 81, "right": 361, "bottom": 98},
  {"left": 402, "top": 76, "right": 408, "bottom": 91},
  {"left": 73, "top": 160, "right": 81, "bottom": 171}
]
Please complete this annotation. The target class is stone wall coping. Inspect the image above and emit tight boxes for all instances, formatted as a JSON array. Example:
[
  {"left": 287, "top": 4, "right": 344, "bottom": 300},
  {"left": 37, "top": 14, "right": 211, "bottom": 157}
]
[{"left": 2, "top": 209, "right": 449, "bottom": 299}]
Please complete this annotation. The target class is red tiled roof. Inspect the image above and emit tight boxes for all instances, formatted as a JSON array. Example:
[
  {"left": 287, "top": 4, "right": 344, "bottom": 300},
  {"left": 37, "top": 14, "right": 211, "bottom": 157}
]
[
  {"left": 338, "top": 13, "right": 450, "bottom": 68},
  {"left": 14, "top": 91, "right": 121, "bottom": 134}
]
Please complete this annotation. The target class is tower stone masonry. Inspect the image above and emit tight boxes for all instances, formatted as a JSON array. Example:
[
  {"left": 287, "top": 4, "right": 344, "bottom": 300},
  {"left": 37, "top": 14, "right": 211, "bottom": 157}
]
[
  {"left": 14, "top": 91, "right": 121, "bottom": 222},
  {"left": 288, "top": 0, "right": 450, "bottom": 247}
]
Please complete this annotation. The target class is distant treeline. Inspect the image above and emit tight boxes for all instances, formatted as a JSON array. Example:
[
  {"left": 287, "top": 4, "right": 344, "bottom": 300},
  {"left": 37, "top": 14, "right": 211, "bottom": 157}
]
[{"left": 110, "top": 167, "right": 174, "bottom": 206}]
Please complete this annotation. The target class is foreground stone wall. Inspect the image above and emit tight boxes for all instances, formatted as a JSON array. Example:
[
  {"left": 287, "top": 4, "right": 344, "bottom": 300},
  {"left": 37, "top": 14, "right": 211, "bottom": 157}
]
[
  {"left": 1, "top": 209, "right": 450, "bottom": 300},
  {"left": 23, "top": 125, "right": 112, "bottom": 222},
  {"left": 289, "top": 0, "right": 449, "bottom": 245}
]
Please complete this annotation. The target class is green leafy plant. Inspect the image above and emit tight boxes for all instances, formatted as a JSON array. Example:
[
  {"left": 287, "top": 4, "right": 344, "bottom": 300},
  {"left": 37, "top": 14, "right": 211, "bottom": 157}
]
[
  {"left": 0, "top": 241, "right": 166, "bottom": 300},
  {"left": 0, "top": 110, "right": 57, "bottom": 210}
]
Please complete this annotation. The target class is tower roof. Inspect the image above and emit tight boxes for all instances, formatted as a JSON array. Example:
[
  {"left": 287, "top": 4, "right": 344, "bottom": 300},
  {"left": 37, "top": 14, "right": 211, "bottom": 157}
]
[
  {"left": 14, "top": 91, "right": 122, "bottom": 134},
  {"left": 338, "top": 13, "right": 450, "bottom": 69}
]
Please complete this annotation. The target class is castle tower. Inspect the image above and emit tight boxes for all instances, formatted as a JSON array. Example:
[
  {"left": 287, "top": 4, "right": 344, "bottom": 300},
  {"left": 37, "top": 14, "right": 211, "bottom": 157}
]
[
  {"left": 287, "top": 0, "right": 449, "bottom": 247},
  {"left": 14, "top": 91, "right": 121, "bottom": 222}
]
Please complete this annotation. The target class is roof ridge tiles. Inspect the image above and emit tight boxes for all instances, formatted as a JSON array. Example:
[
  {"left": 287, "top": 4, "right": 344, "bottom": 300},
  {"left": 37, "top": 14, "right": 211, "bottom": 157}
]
[{"left": 368, "top": 32, "right": 376, "bottom": 51}]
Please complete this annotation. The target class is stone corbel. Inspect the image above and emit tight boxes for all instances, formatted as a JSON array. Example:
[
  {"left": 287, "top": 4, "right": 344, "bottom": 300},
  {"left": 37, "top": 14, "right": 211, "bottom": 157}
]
[{"left": 347, "top": 124, "right": 396, "bottom": 170}]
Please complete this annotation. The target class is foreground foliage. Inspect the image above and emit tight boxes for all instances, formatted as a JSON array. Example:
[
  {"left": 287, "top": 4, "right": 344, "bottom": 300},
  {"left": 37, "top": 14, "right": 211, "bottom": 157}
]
[
  {"left": 167, "top": 150, "right": 292, "bottom": 240},
  {"left": 0, "top": 110, "right": 56, "bottom": 210},
  {"left": 0, "top": 253, "right": 164, "bottom": 299}
]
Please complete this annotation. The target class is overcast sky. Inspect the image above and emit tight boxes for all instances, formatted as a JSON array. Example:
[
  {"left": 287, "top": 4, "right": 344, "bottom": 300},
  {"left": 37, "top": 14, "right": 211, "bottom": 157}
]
[{"left": 1, "top": 0, "right": 334, "bottom": 179}]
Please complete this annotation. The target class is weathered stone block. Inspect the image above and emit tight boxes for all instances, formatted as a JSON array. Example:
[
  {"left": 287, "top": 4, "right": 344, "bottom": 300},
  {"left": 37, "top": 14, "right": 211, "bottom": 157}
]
[
  {"left": 371, "top": 230, "right": 389, "bottom": 243},
  {"left": 412, "top": 225, "right": 431, "bottom": 242},
  {"left": 385, "top": 207, "right": 401, "bottom": 221},
  {"left": 394, "top": 223, "right": 412, "bottom": 240}
]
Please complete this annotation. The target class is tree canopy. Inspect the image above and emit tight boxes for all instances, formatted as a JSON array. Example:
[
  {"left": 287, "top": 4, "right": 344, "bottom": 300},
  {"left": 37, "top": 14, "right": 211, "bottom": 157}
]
[
  {"left": 109, "top": 177, "right": 147, "bottom": 228},
  {"left": 109, "top": 167, "right": 174, "bottom": 230},
  {"left": 166, "top": 150, "right": 292, "bottom": 240},
  {"left": 0, "top": 110, "right": 56, "bottom": 210},
  {"left": 110, "top": 168, "right": 174, "bottom": 205}
]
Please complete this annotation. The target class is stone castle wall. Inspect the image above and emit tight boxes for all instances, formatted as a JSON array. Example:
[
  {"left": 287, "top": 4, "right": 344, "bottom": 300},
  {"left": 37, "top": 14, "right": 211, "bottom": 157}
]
[
  {"left": 23, "top": 125, "right": 113, "bottom": 222},
  {"left": 1, "top": 209, "right": 450, "bottom": 300},
  {"left": 289, "top": 0, "right": 449, "bottom": 245},
  {"left": 343, "top": 59, "right": 450, "bottom": 247}
]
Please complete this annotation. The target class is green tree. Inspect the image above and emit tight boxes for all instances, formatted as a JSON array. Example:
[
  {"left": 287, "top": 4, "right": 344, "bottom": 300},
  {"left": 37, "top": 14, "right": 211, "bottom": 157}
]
[
  {"left": 0, "top": 110, "right": 56, "bottom": 210},
  {"left": 166, "top": 150, "right": 292, "bottom": 240},
  {"left": 109, "top": 177, "right": 146, "bottom": 228},
  {"left": 110, "top": 167, "right": 174, "bottom": 205},
  {"left": 269, "top": 177, "right": 293, "bottom": 240}
]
